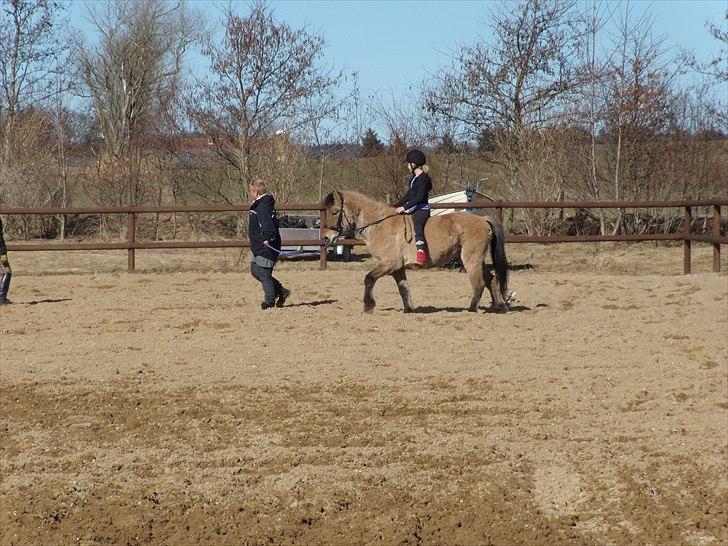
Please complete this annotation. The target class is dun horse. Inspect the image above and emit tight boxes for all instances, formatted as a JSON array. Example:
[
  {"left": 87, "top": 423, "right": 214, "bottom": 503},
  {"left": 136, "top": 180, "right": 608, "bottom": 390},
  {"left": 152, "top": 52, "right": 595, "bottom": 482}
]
[{"left": 321, "top": 191, "right": 510, "bottom": 313}]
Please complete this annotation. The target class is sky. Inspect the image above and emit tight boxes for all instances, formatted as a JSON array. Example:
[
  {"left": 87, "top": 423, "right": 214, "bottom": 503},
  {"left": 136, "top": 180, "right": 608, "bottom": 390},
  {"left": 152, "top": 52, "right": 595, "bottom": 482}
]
[
  {"left": 68, "top": 0, "right": 726, "bottom": 82},
  {"left": 67, "top": 0, "right": 726, "bottom": 133}
]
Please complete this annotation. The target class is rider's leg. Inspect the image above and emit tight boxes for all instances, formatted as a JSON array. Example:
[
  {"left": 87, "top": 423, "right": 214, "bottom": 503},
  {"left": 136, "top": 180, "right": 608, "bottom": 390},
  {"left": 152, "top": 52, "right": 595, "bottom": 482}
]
[{"left": 412, "top": 209, "right": 430, "bottom": 264}]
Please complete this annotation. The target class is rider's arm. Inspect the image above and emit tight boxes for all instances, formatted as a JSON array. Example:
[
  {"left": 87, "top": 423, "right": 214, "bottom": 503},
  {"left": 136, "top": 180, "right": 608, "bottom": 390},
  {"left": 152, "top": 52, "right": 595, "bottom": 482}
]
[{"left": 394, "top": 189, "right": 411, "bottom": 208}]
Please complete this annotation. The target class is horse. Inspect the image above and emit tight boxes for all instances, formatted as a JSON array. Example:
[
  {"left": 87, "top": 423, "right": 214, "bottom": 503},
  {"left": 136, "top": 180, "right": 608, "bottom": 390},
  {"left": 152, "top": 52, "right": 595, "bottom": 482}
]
[{"left": 320, "top": 191, "right": 511, "bottom": 313}]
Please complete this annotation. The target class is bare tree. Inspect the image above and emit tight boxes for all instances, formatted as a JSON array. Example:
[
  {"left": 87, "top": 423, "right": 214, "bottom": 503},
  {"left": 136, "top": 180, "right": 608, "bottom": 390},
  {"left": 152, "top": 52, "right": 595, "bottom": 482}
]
[
  {"left": 75, "top": 0, "right": 204, "bottom": 224},
  {"left": 424, "top": 0, "right": 585, "bottom": 209},
  {"left": 425, "top": 0, "right": 587, "bottom": 234},
  {"left": 577, "top": 0, "right": 611, "bottom": 233},
  {"left": 1, "top": 107, "right": 57, "bottom": 236},
  {"left": 0, "top": 0, "right": 70, "bottom": 118},
  {"left": 682, "top": 10, "right": 728, "bottom": 127},
  {"left": 360, "top": 93, "right": 427, "bottom": 200},
  {"left": 0, "top": 0, "right": 73, "bottom": 243},
  {"left": 425, "top": 0, "right": 584, "bottom": 144},
  {"left": 77, "top": 0, "right": 201, "bottom": 160},
  {"left": 684, "top": 11, "right": 728, "bottom": 83},
  {"left": 300, "top": 72, "right": 357, "bottom": 201},
  {"left": 600, "top": 6, "right": 675, "bottom": 232},
  {"left": 188, "top": 0, "right": 342, "bottom": 203}
]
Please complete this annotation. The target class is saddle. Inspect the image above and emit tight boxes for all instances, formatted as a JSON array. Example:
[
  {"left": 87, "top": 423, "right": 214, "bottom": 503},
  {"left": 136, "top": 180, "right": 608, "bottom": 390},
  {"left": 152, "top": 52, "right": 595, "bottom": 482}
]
[{"left": 402, "top": 215, "right": 415, "bottom": 244}]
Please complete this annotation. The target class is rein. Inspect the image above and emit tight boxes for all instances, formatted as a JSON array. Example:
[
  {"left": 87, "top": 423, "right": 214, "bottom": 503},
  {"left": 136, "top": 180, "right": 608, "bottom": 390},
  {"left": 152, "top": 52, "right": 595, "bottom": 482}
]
[
  {"left": 353, "top": 213, "right": 399, "bottom": 235},
  {"left": 272, "top": 192, "right": 402, "bottom": 259}
]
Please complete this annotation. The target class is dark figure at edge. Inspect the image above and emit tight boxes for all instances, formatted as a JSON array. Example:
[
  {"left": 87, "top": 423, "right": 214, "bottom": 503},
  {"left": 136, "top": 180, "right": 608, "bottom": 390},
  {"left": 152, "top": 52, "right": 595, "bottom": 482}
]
[{"left": 0, "top": 217, "right": 11, "bottom": 305}]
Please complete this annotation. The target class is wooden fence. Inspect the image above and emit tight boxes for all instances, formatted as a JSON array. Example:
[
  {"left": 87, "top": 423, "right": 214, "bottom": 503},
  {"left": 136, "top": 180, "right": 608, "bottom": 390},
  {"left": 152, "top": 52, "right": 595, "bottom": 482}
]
[{"left": 1, "top": 198, "right": 725, "bottom": 274}]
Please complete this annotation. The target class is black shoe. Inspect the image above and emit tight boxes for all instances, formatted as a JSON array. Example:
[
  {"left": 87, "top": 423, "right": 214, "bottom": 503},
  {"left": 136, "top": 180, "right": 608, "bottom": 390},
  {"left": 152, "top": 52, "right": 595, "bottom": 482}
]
[
  {"left": 0, "top": 297, "right": 10, "bottom": 305},
  {"left": 276, "top": 288, "right": 291, "bottom": 308},
  {"left": 261, "top": 301, "right": 274, "bottom": 310}
]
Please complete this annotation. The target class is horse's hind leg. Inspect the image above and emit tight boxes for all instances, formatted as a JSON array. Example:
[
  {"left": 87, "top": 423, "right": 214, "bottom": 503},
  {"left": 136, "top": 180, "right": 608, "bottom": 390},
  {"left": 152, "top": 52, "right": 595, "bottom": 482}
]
[
  {"left": 363, "top": 263, "right": 390, "bottom": 313},
  {"left": 484, "top": 263, "right": 506, "bottom": 311},
  {"left": 461, "top": 246, "right": 486, "bottom": 312},
  {"left": 392, "top": 268, "right": 415, "bottom": 313}
]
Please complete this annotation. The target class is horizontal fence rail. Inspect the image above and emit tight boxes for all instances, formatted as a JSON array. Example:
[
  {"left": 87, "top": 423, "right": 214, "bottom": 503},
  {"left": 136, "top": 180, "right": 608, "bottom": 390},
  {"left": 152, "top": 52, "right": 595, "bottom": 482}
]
[{"left": 1, "top": 199, "right": 726, "bottom": 273}]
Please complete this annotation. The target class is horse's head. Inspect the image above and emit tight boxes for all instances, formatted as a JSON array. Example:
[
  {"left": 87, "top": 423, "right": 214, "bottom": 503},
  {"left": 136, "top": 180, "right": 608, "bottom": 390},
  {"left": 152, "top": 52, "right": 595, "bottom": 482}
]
[{"left": 320, "top": 191, "right": 355, "bottom": 242}]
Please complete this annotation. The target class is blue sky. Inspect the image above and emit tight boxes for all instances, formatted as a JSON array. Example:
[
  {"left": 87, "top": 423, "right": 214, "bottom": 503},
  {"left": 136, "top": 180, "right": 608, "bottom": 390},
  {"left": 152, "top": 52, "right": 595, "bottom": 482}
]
[
  {"left": 252, "top": 0, "right": 726, "bottom": 94},
  {"left": 68, "top": 0, "right": 725, "bottom": 87},
  {"left": 68, "top": 0, "right": 725, "bottom": 131}
]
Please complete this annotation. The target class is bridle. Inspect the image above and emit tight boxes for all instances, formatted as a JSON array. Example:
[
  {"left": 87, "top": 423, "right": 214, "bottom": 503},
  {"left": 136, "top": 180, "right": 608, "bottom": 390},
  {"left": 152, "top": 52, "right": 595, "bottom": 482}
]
[
  {"left": 322, "top": 191, "right": 399, "bottom": 240},
  {"left": 322, "top": 191, "right": 351, "bottom": 238}
]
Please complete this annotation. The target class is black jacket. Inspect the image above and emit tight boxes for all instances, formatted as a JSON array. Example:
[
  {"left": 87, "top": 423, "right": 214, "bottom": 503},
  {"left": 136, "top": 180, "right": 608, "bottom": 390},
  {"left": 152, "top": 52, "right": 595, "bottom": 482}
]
[
  {"left": 249, "top": 194, "right": 281, "bottom": 260},
  {"left": 395, "top": 173, "right": 433, "bottom": 211},
  {"left": 0, "top": 217, "right": 6, "bottom": 256}
]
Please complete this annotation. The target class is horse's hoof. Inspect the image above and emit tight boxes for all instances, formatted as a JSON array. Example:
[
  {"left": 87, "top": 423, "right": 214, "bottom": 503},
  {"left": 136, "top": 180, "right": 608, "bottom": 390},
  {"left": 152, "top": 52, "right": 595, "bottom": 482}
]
[
  {"left": 404, "top": 307, "right": 415, "bottom": 313},
  {"left": 363, "top": 304, "right": 375, "bottom": 313},
  {"left": 467, "top": 307, "right": 478, "bottom": 313}
]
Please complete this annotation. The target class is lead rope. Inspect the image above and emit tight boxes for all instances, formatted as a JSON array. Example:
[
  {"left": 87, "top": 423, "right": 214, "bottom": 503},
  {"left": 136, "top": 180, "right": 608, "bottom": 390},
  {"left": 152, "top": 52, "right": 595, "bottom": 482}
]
[
  {"left": 264, "top": 233, "right": 341, "bottom": 258},
  {"left": 267, "top": 208, "right": 398, "bottom": 259}
]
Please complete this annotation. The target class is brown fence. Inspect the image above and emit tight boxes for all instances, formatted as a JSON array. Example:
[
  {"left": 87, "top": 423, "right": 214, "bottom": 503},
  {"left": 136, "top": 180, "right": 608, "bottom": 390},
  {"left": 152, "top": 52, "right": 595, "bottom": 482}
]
[{"left": 1, "top": 198, "right": 726, "bottom": 274}]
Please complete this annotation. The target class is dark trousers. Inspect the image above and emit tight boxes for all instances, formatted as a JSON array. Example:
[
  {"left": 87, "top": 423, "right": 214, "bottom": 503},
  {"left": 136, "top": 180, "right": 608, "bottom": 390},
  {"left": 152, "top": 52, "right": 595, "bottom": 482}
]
[
  {"left": 251, "top": 262, "right": 283, "bottom": 305},
  {"left": 412, "top": 209, "right": 430, "bottom": 247},
  {"left": 0, "top": 251, "right": 10, "bottom": 299}
]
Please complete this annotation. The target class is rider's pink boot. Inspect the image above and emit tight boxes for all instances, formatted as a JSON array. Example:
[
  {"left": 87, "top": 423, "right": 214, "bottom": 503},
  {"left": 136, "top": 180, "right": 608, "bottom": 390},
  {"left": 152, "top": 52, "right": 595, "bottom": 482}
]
[{"left": 416, "top": 248, "right": 427, "bottom": 265}]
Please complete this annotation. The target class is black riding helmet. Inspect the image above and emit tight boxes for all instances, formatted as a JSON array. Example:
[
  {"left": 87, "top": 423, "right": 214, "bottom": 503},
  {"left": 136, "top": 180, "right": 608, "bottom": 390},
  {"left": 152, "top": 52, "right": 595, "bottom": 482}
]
[{"left": 404, "top": 149, "right": 426, "bottom": 167}]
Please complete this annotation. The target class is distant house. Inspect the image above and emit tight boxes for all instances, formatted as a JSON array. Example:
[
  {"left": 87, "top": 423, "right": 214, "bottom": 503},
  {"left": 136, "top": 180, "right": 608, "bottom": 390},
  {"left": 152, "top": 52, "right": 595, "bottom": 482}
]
[{"left": 178, "top": 136, "right": 216, "bottom": 150}]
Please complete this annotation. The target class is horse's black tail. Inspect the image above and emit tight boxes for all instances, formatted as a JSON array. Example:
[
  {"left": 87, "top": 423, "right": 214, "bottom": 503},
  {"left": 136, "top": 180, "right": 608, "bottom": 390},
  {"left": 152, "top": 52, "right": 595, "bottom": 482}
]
[{"left": 486, "top": 217, "right": 509, "bottom": 294}]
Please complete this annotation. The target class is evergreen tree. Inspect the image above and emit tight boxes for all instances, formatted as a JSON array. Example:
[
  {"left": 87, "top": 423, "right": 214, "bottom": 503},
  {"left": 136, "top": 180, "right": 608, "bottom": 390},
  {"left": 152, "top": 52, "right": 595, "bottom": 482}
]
[
  {"left": 438, "top": 133, "right": 457, "bottom": 154},
  {"left": 361, "top": 128, "right": 384, "bottom": 156}
]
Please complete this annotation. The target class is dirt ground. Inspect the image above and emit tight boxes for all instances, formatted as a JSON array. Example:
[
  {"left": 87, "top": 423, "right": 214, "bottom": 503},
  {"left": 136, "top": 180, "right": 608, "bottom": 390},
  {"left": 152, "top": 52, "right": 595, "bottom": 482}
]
[{"left": 1, "top": 243, "right": 727, "bottom": 545}]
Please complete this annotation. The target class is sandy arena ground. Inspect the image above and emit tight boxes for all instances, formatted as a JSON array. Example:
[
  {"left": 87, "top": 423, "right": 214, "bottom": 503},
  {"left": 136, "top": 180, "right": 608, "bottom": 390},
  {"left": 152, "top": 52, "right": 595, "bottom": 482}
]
[{"left": 1, "top": 243, "right": 727, "bottom": 545}]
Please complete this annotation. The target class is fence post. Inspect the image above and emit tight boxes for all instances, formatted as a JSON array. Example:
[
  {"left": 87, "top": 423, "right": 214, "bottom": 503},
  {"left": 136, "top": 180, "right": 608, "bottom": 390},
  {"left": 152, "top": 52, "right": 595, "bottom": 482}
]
[
  {"left": 319, "top": 208, "right": 327, "bottom": 271},
  {"left": 127, "top": 212, "right": 136, "bottom": 272},
  {"left": 495, "top": 206, "right": 503, "bottom": 223},
  {"left": 714, "top": 205, "right": 721, "bottom": 273},
  {"left": 683, "top": 206, "right": 692, "bottom": 275}
]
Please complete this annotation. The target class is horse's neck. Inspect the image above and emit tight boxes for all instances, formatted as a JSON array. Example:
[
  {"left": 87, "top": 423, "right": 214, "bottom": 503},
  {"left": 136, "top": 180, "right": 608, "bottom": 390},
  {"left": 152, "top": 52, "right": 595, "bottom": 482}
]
[
  {"left": 358, "top": 204, "right": 390, "bottom": 226},
  {"left": 347, "top": 194, "right": 391, "bottom": 236}
]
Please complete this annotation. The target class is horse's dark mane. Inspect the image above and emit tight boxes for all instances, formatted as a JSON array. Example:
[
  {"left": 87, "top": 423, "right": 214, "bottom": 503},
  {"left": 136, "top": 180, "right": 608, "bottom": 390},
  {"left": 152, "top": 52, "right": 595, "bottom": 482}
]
[
  {"left": 321, "top": 192, "right": 335, "bottom": 208},
  {"left": 341, "top": 191, "right": 392, "bottom": 213},
  {"left": 343, "top": 191, "right": 386, "bottom": 206},
  {"left": 322, "top": 190, "right": 391, "bottom": 212}
]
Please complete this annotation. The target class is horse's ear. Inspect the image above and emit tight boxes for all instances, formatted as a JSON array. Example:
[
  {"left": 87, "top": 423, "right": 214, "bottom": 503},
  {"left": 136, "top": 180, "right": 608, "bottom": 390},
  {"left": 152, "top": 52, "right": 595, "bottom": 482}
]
[{"left": 322, "top": 192, "right": 335, "bottom": 208}]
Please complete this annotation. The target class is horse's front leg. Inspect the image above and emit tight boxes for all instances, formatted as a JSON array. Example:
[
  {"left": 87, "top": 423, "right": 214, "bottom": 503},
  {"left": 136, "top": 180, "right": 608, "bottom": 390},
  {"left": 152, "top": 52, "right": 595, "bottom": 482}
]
[
  {"left": 391, "top": 268, "right": 415, "bottom": 313},
  {"left": 363, "top": 263, "right": 391, "bottom": 312}
]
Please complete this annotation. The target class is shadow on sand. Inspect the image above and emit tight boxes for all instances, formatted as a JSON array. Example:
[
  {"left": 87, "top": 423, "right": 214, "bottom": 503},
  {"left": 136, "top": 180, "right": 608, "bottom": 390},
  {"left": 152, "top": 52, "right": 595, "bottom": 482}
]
[
  {"left": 285, "top": 299, "right": 338, "bottom": 308},
  {"left": 22, "top": 298, "right": 72, "bottom": 306},
  {"left": 378, "top": 303, "right": 547, "bottom": 314}
]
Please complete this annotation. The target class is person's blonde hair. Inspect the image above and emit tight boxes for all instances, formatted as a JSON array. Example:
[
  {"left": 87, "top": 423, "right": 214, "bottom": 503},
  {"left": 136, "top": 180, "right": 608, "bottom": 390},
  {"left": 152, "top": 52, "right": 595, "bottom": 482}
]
[
  {"left": 420, "top": 164, "right": 430, "bottom": 174},
  {"left": 250, "top": 178, "right": 268, "bottom": 194}
]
